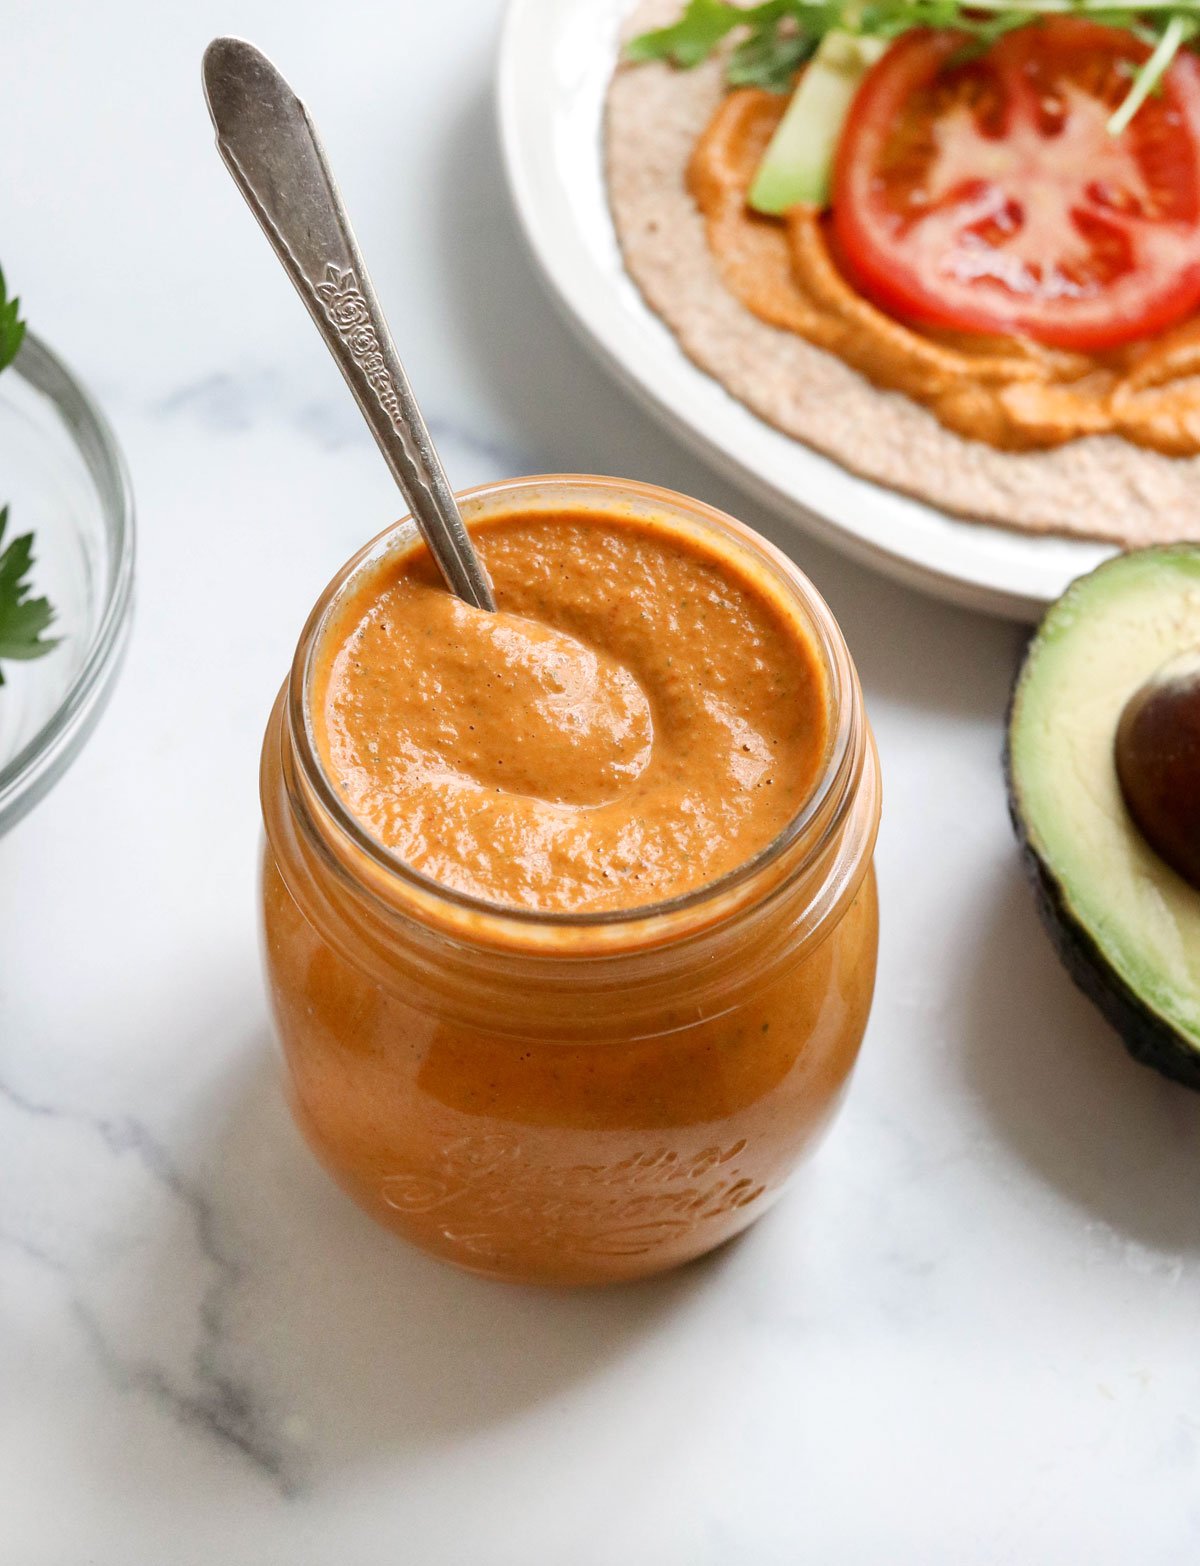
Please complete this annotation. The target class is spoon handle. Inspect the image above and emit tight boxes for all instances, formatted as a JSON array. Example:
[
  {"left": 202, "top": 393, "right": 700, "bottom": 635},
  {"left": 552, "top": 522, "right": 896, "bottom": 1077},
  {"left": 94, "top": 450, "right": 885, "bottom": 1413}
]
[{"left": 202, "top": 37, "right": 496, "bottom": 611}]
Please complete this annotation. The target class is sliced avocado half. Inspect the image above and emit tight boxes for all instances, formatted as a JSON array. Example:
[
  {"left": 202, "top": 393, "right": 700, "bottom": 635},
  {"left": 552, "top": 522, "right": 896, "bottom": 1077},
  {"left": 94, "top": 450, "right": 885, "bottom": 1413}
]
[{"left": 1007, "top": 546, "right": 1200, "bottom": 1090}]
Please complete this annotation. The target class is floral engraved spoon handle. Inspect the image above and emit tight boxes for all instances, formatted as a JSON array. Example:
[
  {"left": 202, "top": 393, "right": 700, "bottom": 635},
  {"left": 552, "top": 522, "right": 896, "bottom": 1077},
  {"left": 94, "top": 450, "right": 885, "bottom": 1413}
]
[{"left": 202, "top": 36, "right": 496, "bottom": 611}]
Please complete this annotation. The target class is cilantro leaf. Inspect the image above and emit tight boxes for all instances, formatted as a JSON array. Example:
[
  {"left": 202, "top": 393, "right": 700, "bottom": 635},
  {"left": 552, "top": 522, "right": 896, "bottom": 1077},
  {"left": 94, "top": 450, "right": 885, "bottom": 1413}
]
[
  {"left": 0, "top": 507, "right": 59, "bottom": 685},
  {"left": 626, "top": 0, "right": 790, "bottom": 70},
  {"left": 0, "top": 270, "right": 59, "bottom": 685},
  {"left": 728, "top": 24, "right": 819, "bottom": 88},
  {"left": 0, "top": 267, "right": 26, "bottom": 374}
]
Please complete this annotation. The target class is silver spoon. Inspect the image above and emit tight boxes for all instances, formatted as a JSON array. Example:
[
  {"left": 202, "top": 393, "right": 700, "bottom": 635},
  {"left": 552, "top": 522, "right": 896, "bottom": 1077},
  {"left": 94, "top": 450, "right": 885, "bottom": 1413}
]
[{"left": 202, "top": 37, "right": 496, "bottom": 611}]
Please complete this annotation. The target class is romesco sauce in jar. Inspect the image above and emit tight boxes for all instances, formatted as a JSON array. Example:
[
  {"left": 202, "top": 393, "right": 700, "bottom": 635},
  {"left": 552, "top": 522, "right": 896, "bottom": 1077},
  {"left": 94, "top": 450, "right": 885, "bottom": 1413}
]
[{"left": 260, "top": 477, "right": 880, "bottom": 1285}]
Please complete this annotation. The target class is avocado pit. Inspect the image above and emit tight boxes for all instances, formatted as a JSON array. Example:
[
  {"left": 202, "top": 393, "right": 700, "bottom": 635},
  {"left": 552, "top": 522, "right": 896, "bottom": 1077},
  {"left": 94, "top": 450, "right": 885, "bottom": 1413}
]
[{"left": 1115, "top": 649, "right": 1200, "bottom": 893}]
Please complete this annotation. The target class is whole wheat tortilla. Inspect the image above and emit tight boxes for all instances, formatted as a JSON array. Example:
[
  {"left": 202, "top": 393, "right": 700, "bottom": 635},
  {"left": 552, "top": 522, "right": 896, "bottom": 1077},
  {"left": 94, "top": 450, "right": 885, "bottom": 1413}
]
[{"left": 606, "top": 0, "right": 1200, "bottom": 545}]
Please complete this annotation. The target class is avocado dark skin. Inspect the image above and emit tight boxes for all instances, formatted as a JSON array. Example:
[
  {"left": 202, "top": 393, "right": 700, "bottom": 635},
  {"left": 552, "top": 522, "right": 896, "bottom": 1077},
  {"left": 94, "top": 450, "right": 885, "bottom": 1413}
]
[
  {"left": 1005, "top": 703, "right": 1200, "bottom": 1094},
  {"left": 1115, "top": 654, "right": 1200, "bottom": 894}
]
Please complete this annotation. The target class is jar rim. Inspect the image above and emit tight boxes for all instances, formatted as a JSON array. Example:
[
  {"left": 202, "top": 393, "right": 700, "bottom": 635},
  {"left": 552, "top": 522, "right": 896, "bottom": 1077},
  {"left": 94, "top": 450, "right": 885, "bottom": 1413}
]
[{"left": 285, "top": 474, "right": 865, "bottom": 948}]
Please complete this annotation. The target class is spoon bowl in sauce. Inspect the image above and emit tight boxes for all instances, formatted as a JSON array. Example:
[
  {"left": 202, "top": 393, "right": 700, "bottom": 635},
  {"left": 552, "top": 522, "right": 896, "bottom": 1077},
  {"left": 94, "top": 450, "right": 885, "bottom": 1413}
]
[{"left": 326, "top": 586, "right": 654, "bottom": 810}]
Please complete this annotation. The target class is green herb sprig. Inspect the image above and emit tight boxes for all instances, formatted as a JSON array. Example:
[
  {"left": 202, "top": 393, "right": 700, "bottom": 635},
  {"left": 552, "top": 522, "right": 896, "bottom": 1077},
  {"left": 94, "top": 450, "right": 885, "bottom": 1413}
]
[
  {"left": 0, "top": 269, "right": 58, "bottom": 684},
  {"left": 0, "top": 507, "right": 58, "bottom": 683},
  {"left": 627, "top": 0, "right": 1200, "bottom": 130},
  {"left": 0, "top": 266, "right": 25, "bottom": 373}
]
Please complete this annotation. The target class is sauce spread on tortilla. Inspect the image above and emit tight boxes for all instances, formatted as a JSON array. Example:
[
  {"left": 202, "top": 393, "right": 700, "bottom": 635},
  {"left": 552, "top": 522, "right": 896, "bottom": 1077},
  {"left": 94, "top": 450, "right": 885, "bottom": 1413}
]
[
  {"left": 312, "top": 507, "right": 829, "bottom": 914},
  {"left": 689, "top": 87, "right": 1200, "bottom": 454}
]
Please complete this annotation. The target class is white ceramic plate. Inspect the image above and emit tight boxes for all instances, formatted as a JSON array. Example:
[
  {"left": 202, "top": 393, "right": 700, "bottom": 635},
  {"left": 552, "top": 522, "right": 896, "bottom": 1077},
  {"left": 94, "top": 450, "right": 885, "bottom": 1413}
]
[{"left": 496, "top": 0, "right": 1115, "bottom": 621}]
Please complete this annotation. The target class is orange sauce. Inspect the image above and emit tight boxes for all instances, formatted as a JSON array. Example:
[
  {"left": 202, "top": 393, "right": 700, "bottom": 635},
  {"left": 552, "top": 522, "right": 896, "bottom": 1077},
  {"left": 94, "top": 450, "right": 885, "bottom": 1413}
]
[
  {"left": 261, "top": 492, "right": 880, "bottom": 1283},
  {"left": 690, "top": 87, "right": 1200, "bottom": 453},
  {"left": 311, "top": 508, "right": 830, "bottom": 912}
]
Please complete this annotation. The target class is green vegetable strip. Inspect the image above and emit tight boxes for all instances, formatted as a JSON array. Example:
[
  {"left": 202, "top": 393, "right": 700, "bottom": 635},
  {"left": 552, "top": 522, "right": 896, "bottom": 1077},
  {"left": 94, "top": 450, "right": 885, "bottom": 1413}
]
[
  {"left": 748, "top": 32, "right": 887, "bottom": 210},
  {"left": 1109, "top": 13, "right": 1195, "bottom": 131}
]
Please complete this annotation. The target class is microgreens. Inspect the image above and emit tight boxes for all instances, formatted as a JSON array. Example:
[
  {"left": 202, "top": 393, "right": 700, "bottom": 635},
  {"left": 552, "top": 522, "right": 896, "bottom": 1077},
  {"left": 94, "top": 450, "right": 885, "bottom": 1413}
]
[{"left": 627, "top": 0, "right": 1200, "bottom": 130}]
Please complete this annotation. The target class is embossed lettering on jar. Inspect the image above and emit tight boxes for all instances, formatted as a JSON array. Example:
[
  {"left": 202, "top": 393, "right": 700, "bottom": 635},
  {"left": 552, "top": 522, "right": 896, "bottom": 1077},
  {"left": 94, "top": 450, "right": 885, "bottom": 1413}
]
[{"left": 260, "top": 477, "right": 881, "bottom": 1285}]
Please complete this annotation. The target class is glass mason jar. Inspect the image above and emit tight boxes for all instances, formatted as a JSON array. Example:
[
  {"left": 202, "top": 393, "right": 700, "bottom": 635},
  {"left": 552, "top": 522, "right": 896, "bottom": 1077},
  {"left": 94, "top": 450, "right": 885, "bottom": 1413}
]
[{"left": 260, "top": 477, "right": 881, "bottom": 1286}]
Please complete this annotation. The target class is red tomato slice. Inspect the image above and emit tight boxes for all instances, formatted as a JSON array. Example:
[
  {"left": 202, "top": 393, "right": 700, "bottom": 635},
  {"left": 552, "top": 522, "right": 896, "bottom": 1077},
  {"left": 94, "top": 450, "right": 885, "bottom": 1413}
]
[{"left": 831, "top": 19, "right": 1200, "bottom": 350}]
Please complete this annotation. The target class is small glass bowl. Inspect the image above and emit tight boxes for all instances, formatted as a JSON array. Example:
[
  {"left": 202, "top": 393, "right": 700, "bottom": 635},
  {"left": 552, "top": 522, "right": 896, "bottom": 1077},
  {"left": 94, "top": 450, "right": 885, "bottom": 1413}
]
[{"left": 0, "top": 333, "right": 135, "bottom": 833}]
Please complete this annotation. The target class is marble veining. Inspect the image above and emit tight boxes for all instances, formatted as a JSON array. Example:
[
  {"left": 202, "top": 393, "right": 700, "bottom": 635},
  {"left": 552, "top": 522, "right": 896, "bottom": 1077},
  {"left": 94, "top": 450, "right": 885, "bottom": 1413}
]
[
  {"left": 149, "top": 363, "right": 537, "bottom": 479},
  {"left": 0, "top": 1077, "right": 295, "bottom": 1493}
]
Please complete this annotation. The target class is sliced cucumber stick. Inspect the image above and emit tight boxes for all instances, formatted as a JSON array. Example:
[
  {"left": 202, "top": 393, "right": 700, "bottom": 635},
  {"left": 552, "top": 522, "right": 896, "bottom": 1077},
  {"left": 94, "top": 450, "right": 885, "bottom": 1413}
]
[{"left": 748, "top": 33, "right": 887, "bottom": 214}]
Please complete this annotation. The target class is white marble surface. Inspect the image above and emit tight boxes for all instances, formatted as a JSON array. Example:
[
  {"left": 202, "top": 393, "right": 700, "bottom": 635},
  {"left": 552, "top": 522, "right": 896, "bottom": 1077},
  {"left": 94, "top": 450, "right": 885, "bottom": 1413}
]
[{"left": 2, "top": 3, "right": 1199, "bottom": 1561}]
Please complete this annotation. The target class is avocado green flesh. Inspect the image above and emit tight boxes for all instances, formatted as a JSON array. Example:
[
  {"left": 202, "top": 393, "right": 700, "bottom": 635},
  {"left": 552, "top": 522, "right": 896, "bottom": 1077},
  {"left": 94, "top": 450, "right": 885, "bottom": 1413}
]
[{"left": 1009, "top": 547, "right": 1200, "bottom": 1081}]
